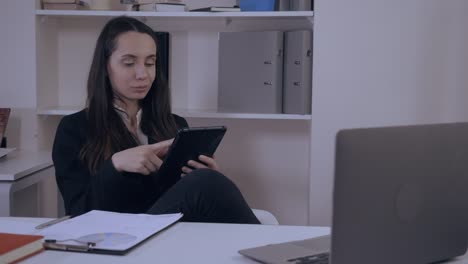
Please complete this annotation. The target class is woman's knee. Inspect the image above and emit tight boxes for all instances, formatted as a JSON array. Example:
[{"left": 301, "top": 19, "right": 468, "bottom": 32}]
[{"left": 183, "top": 168, "right": 236, "bottom": 193}]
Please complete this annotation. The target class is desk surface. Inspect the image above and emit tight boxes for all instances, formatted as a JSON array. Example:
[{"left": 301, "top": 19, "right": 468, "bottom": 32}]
[
  {"left": 0, "top": 150, "right": 52, "bottom": 181},
  {"left": 1, "top": 217, "right": 468, "bottom": 264},
  {"left": 0, "top": 217, "right": 329, "bottom": 264}
]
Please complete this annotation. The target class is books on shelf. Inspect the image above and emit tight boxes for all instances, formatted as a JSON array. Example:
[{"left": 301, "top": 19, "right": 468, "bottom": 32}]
[
  {"left": 42, "top": 0, "right": 79, "bottom": 3},
  {"left": 42, "top": 0, "right": 130, "bottom": 10},
  {"left": 138, "top": 3, "right": 186, "bottom": 12},
  {"left": 121, "top": 0, "right": 184, "bottom": 4},
  {"left": 0, "top": 233, "right": 44, "bottom": 264},
  {"left": 42, "top": 0, "right": 89, "bottom": 10},
  {"left": 190, "top": 6, "right": 240, "bottom": 12}
]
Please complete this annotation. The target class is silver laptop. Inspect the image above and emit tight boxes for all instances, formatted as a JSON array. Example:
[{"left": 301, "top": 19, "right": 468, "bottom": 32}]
[{"left": 240, "top": 123, "right": 468, "bottom": 264}]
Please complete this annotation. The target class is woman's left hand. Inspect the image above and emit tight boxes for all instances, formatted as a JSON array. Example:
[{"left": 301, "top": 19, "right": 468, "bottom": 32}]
[{"left": 181, "top": 155, "right": 219, "bottom": 177}]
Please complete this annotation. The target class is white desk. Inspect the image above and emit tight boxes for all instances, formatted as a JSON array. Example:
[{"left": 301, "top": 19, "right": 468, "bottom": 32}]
[
  {"left": 0, "top": 217, "right": 329, "bottom": 264},
  {"left": 1, "top": 217, "right": 468, "bottom": 264},
  {"left": 0, "top": 150, "right": 53, "bottom": 216}
]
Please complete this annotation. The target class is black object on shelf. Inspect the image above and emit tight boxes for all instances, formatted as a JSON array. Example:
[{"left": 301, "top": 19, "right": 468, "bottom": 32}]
[
  {"left": 275, "top": 0, "right": 314, "bottom": 11},
  {"left": 1, "top": 137, "right": 6, "bottom": 148},
  {"left": 154, "top": 31, "right": 170, "bottom": 83}
]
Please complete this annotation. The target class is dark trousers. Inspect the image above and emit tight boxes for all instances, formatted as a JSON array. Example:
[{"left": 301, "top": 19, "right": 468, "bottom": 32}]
[{"left": 147, "top": 168, "right": 260, "bottom": 224}]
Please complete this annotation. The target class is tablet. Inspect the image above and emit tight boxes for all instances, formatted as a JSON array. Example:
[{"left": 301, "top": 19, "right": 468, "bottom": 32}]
[{"left": 156, "top": 126, "right": 227, "bottom": 184}]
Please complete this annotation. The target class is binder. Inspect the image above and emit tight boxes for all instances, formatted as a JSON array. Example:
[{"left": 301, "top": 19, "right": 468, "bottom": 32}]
[
  {"left": 290, "top": 0, "right": 313, "bottom": 11},
  {"left": 282, "top": 30, "right": 313, "bottom": 114},
  {"left": 218, "top": 31, "right": 284, "bottom": 114},
  {"left": 275, "top": 0, "right": 290, "bottom": 11}
]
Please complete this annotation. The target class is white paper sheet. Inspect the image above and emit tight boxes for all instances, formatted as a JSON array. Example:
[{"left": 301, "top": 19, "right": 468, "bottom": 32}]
[{"left": 36, "top": 210, "right": 183, "bottom": 251}]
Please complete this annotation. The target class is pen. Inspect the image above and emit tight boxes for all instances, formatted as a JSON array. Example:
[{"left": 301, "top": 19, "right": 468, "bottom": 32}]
[{"left": 35, "top": 215, "right": 71, "bottom": 230}]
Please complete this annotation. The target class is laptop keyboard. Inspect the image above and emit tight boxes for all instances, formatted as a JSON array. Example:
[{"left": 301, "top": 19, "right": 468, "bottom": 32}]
[{"left": 287, "top": 252, "right": 329, "bottom": 264}]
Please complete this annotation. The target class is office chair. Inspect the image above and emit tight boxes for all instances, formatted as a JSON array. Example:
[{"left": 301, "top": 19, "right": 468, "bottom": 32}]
[{"left": 252, "top": 209, "right": 279, "bottom": 225}]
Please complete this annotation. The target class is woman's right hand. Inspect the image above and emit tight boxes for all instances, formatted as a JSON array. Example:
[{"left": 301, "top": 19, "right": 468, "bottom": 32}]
[{"left": 111, "top": 139, "right": 173, "bottom": 175}]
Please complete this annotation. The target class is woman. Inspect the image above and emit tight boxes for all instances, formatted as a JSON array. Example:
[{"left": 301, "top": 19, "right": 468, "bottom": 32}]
[{"left": 52, "top": 16, "right": 259, "bottom": 224}]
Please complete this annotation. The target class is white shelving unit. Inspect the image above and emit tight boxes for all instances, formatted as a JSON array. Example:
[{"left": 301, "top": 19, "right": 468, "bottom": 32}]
[
  {"left": 35, "top": 10, "right": 313, "bottom": 119},
  {"left": 34, "top": 8, "right": 314, "bottom": 225},
  {"left": 36, "top": 10, "right": 313, "bottom": 17},
  {"left": 37, "top": 106, "right": 311, "bottom": 120}
]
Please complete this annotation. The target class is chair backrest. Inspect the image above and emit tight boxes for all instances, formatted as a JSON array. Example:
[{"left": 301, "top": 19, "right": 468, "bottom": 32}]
[{"left": 252, "top": 209, "right": 279, "bottom": 225}]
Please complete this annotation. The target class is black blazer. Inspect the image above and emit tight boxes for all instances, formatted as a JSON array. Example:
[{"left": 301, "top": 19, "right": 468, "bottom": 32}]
[{"left": 52, "top": 109, "right": 188, "bottom": 216}]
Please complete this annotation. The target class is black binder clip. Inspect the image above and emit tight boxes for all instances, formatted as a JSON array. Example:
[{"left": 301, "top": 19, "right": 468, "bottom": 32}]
[{"left": 43, "top": 239, "right": 96, "bottom": 252}]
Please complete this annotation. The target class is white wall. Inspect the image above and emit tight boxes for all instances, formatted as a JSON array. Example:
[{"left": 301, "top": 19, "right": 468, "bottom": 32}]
[
  {"left": 0, "top": 0, "right": 38, "bottom": 150},
  {"left": 0, "top": 6, "right": 6, "bottom": 92},
  {"left": 1, "top": 0, "right": 57, "bottom": 218},
  {"left": 1, "top": 0, "right": 36, "bottom": 108},
  {"left": 310, "top": 0, "right": 468, "bottom": 225}
]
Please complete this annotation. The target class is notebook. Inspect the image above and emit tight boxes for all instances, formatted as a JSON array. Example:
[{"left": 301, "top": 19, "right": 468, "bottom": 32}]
[
  {"left": 37, "top": 210, "right": 183, "bottom": 255},
  {"left": 0, "top": 233, "right": 44, "bottom": 264},
  {"left": 240, "top": 122, "right": 468, "bottom": 264}
]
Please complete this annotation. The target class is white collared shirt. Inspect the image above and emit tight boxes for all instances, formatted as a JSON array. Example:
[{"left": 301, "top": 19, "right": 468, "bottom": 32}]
[{"left": 114, "top": 104, "right": 148, "bottom": 145}]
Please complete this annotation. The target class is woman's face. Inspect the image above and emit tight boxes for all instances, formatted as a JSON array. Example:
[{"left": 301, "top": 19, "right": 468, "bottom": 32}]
[{"left": 107, "top": 31, "right": 156, "bottom": 105}]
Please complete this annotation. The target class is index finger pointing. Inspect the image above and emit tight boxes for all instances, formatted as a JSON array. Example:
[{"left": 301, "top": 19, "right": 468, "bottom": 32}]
[
  {"left": 150, "top": 138, "right": 174, "bottom": 156},
  {"left": 150, "top": 138, "right": 174, "bottom": 149}
]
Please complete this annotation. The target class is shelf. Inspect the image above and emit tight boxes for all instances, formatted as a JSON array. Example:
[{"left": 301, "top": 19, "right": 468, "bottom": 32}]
[
  {"left": 174, "top": 108, "right": 311, "bottom": 120},
  {"left": 35, "top": 10, "right": 313, "bottom": 121},
  {"left": 37, "top": 107, "right": 311, "bottom": 120},
  {"left": 35, "top": 10, "right": 313, "bottom": 31},
  {"left": 36, "top": 10, "right": 313, "bottom": 18},
  {"left": 37, "top": 106, "right": 82, "bottom": 116}
]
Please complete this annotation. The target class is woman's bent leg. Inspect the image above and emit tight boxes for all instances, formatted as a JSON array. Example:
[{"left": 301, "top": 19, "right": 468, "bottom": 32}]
[{"left": 147, "top": 168, "right": 260, "bottom": 224}]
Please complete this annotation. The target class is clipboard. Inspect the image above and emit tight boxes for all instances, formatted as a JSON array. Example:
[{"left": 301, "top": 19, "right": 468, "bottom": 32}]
[{"left": 36, "top": 210, "right": 183, "bottom": 255}]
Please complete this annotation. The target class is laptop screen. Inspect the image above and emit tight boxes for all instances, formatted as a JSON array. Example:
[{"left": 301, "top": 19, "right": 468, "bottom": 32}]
[{"left": 332, "top": 123, "right": 468, "bottom": 264}]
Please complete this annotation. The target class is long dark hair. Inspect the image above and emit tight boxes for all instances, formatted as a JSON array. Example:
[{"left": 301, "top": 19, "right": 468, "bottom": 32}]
[{"left": 80, "top": 16, "right": 178, "bottom": 172}]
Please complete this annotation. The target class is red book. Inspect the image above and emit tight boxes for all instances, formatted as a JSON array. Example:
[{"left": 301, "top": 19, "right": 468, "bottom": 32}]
[{"left": 0, "top": 233, "right": 44, "bottom": 264}]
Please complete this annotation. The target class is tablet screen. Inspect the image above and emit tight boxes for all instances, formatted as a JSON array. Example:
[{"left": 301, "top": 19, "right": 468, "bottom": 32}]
[{"left": 155, "top": 126, "right": 227, "bottom": 186}]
